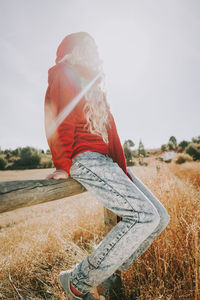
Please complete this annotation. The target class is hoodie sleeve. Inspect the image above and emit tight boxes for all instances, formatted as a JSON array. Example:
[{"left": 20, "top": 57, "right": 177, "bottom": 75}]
[
  {"left": 107, "top": 112, "right": 133, "bottom": 182},
  {"left": 45, "top": 66, "right": 78, "bottom": 174}
]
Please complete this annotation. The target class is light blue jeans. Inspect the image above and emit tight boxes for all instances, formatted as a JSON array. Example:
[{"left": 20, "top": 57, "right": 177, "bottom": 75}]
[{"left": 69, "top": 151, "right": 170, "bottom": 294}]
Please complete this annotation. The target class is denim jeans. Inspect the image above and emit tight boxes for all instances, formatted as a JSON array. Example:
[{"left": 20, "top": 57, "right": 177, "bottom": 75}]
[{"left": 69, "top": 151, "right": 170, "bottom": 294}]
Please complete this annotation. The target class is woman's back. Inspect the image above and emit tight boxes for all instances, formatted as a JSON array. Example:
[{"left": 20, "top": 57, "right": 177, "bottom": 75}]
[{"left": 45, "top": 60, "right": 127, "bottom": 175}]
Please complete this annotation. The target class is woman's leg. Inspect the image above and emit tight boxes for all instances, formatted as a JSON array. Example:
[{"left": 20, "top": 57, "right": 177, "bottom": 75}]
[
  {"left": 118, "top": 167, "right": 170, "bottom": 271},
  {"left": 65, "top": 151, "right": 167, "bottom": 294}
]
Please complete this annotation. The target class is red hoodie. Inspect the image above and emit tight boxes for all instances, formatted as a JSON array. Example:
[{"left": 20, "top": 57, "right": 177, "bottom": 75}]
[{"left": 44, "top": 33, "right": 132, "bottom": 181}]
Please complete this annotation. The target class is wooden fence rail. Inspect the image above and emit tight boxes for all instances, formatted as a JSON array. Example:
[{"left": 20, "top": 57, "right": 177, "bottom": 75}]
[
  {"left": 0, "top": 177, "right": 86, "bottom": 213},
  {"left": 0, "top": 176, "right": 118, "bottom": 230}
]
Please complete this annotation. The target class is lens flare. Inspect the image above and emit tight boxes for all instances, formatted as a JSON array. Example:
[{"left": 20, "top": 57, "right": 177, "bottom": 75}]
[{"left": 46, "top": 70, "right": 103, "bottom": 139}]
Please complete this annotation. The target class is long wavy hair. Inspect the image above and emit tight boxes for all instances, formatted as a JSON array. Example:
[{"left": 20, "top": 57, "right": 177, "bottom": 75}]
[{"left": 59, "top": 34, "right": 109, "bottom": 144}]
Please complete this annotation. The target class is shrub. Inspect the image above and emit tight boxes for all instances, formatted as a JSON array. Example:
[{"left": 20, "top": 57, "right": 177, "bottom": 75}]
[
  {"left": 127, "top": 160, "right": 136, "bottom": 166},
  {"left": 132, "top": 150, "right": 138, "bottom": 158},
  {"left": 161, "top": 144, "right": 167, "bottom": 152},
  {"left": 48, "top": 160, "right": 53, "bottom": 168},
  {"left": 40, "top": 159, "right": 53, "bottom": 168},
  {"left": 185, "top": 144, "right": 200, "bottom": 161},
  {"left": 168, "top": 141, "right": 175, "bottom": 150},
  {"left": 138, "top": 159, "right": 148, "bottom": 166},
  {"left": 13, "top": 147, "right": 41, "bottom": 169},
  {"left": 178, "top": 140, "right": 189, "bottom": 150},
  {"left": 5, "top": 152, "right": 12, "bottom": 160},
  {"left": 192, "top": 135, "right": 200, "bottom": 143},
  {"left": 169, "top": 136, "right": 177, "bottom": 148},
  {"left": 0, "top": 157, "right": 7, "bottom": 170},
  {"left": 175, "top": 154, "right": 193, "bottom": 164},
  {"left": 11, "top": 148, "right": 22, "bottom": 157},
  {"left": 4, "top": 150, "right": 12, "bottom": 160}
]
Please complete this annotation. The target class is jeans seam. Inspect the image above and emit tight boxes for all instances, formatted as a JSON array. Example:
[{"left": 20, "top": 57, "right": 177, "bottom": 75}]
[
  {"left": 74, "top": 160, "right": 140, "bottom": 215},
  {"left": 91, "top": 219, "right": 137, "bottom": 268}
]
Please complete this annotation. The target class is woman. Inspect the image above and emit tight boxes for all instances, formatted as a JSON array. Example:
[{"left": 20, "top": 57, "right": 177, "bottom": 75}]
[{"left": 45, "top": 32, "right": 170, "bottom": 300}]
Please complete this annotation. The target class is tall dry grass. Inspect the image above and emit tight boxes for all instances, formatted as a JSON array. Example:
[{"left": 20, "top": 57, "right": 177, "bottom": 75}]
[
  {"left": 169, "top": 161, "right": 200, "bottom": 188},
  {"left": 122, "top": 161, "right": 200, "bottom": 300},
  {"left": 0, "top": 160, "right": 199, "bottom": 299}
]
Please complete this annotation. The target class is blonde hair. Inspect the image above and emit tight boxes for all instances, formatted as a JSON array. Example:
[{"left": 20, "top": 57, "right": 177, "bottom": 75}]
[
  {"left": 84, "top": 79, "right": 109, "bottom": 144},
  {"left": 59, "top": 36, "right": 109, "bottom": 143}
]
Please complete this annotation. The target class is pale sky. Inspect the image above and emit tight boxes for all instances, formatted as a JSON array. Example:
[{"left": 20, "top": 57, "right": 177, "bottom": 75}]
[{"left": 0, "top": 0, "right": 199, "bottom": 151}]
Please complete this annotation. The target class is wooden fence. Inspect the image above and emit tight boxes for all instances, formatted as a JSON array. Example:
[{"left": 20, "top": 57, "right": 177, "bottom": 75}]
[{"left": 0, "top": 174, "right": 124, "bottom": 299}]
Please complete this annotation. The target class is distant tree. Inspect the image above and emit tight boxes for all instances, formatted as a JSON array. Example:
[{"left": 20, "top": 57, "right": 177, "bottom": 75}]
[
  {"left": 123, "top": 146, "right": 132, "bottom": 165},
  {"left": 178, "top": 140, "right": 189, "bottom": 150},
  {"left": 168, "top": 141, "right": 175, "bottom": 151},
  {"left": 138, "top": 139, "right": 146, "bottom": 157},
  {"left": 123, "top": 139, "right": 135, "bottom": 166},
  {"left": 124, "top": 139, "right": 135, "bottom": 148},
  {"left": 169, "top": 136, "right": 177, "bottom": 149}
]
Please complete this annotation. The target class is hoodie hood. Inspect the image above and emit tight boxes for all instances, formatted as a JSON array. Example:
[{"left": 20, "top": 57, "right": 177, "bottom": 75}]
[
  {"left": 48, "top": 32, "right": 100, "bottom": 87},
  {"left": 55, "top": 32, "right": 94, "bottom": 64}
]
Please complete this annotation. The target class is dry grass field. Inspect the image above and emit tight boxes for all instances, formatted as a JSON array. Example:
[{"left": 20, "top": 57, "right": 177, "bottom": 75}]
[{"left": 0, "top": 157, "right": 199, "bottom": 299}]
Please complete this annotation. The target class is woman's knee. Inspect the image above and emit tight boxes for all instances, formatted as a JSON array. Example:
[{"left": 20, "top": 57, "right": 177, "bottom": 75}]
[
  {"left": 124, "top": 202, "right": 161, "bottom": 227},
  {"left": 147, "top": 204, "right": 170, "bottom": 238}
]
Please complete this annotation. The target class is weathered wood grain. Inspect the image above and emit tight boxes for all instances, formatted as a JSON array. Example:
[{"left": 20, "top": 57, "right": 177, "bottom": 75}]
[{"left": 0, "top": 177, "right": 86, "bottom": 213}]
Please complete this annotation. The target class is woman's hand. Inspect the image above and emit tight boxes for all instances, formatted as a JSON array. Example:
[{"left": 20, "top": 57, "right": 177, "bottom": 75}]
[{"left": 46, "top": 170, "right": 68, "bottom": 180}]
